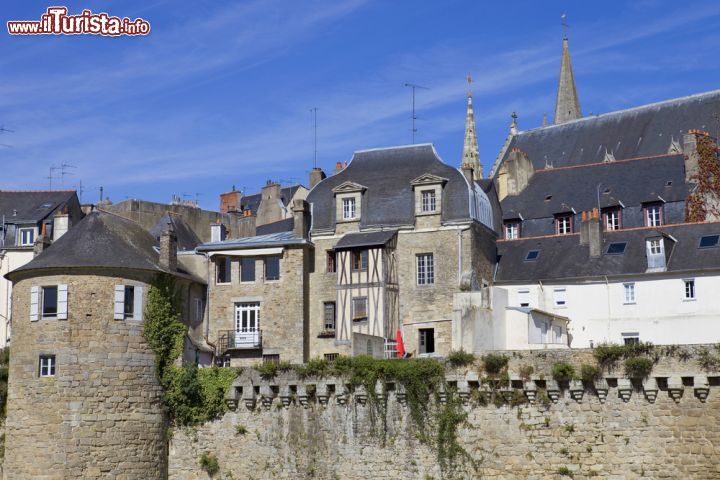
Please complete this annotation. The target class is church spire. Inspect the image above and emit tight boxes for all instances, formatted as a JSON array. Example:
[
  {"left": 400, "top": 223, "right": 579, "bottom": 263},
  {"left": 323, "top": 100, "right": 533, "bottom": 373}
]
[
  {"left": 461, "top": 75, "right": 483, "bottom": 180},
  {"left": 554, "top": 15, "right": 582, "bottom": 124}
]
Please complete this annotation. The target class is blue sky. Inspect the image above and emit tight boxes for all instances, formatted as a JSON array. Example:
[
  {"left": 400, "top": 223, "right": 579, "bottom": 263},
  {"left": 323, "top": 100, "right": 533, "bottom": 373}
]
[{"left": 2, "top": 1, "right": 720, "bottom": 208}]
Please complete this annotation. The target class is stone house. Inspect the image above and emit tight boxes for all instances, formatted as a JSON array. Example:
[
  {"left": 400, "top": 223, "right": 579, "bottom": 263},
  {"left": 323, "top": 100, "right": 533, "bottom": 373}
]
[
  {"left": 3, "top": 210, "right": 205, "bottom": 479},
  {"left": 0, "top": 190, "right": 83, "bottom": 348}
]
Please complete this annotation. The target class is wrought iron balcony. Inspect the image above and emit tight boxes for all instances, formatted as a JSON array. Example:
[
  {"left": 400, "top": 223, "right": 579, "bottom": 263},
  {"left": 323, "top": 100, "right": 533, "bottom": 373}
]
[{"left": 216, "top": 329, "right": 262, "bottom": 354}]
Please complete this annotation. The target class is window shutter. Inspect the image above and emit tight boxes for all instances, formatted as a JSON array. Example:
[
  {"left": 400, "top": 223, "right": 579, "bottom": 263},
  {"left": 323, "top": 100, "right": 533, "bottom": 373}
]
[
  {"left": 133, "top": 286, "right": 144, "bottom": 321},
  {"left": 114, "top": 285, "right": 125, "bottom": 320},
  {"left": 30, "top": 286, "right": 39, "bottom": 321},
  {"left": 57, "top": 284, "right": 68, "bottom": 320}
]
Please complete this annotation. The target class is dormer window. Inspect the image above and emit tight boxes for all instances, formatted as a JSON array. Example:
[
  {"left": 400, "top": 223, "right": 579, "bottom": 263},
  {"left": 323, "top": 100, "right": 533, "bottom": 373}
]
[
  {"left": 648, "top": 238, "right": 663, "bottom": 255},
  {"left": 644, "top": 203, "right": 663, "bottom": 227},
  {"left": 18, "top": 227, "right": 35, "bottom": 246},
  {"left": 603, "top": 207, "right": 622, "bottom": 231},
  {"left": 555, "top": 214, "right": 573, "bottom": 235},
  {"left": 504, "top": 220, "right": 520, "bottom": 240},
  {"left": 646, "top": 236, "right": 666, "bottom": 271},
  {"left": 342, "top": 198, "right": 356, "bottom": 220},
  {"left": 421, "top": 190, "right": 437, "bottom": 213}
]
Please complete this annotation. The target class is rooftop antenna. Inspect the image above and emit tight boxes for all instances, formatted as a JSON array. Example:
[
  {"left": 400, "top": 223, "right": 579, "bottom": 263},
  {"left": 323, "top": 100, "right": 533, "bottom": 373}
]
[
  {"left": 73, "top": 180, "right": 85, "bottom": 202},
  {"left": 47, "top": 165, "right": 60, "bottom": 190},
  {"left": 561, "top": 13, "right": 569, "bottom": 39},
  {"left": 60, "top": 163, "right": 76, "bottom": 187},
  {"left": 0, "top": 126, "right": 13, "bottom": 148},
  {"left": 404, "top": 82, "right": 429, "bottom": 144},
  {"left": 310, "top": 107, "right": 318, "bottom": 168}
]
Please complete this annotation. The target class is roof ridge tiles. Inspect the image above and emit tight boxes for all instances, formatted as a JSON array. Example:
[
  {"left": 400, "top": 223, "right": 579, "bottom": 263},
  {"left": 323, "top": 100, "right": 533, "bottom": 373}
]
[
  {"left": 0, "top": 189, "right": 75, "bottom": 193},
  {"left": 498, "top": 221, "right": 720, "bottom": 242},
  {"left": 535, "top": 153, "right": 682, "bottom": 173}
]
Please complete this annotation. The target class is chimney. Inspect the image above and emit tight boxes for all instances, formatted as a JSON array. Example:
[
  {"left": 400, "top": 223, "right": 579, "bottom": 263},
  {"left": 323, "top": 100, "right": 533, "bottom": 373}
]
[
  {"left": 292, "top": 199, "right": 310, "bottom": 239},
  {"left": 334, "top": 162, "right": 344, "bottom": 174},
  {"left": 460, "top": 163, "right": 474, "bottom": 185},
  {"left": 210, "top": 221, "right": 227, "bottom": 243},
  {"left": 159, "top": 220, "right": 178, "bottom": 272},
  {"left": 219, "top": 187, "right": 242, "bottom": 214},
  {"left": 256, "top": 180, "right": 282, "bottom": 226},
  {"left": 33, "top": 224, "right": 51, "bottom": 257},
  {"left": 52, "top": 208, "right": 70, "bottom": 241},
  {"left": 309, "top": 167, "right": 326, "bottom": 189},
  {"left": 580, "top": 209, "right": 602, "bottom": 258}
]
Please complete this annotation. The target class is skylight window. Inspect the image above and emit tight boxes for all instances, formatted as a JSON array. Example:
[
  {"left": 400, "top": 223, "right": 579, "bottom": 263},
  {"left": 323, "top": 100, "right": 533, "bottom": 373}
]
[
  {"left": 606, "top": 242, "right": 627, "bottom": 255},
  {"left": 698, "top": 235, "right": 720, "bottom": 249},
  {"left": 525, "top": 250, "right": 540, "bottom": 261},
  {"left": 544, "top": 195, "right": 552, "bottom": 201}
]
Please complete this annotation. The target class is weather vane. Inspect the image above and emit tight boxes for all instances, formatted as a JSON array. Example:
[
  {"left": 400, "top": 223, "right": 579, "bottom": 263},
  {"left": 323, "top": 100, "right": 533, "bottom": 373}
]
[
  {"left": 466, "top": 74, "right": 473, "bottom": 97},
  {"left": 561, "top": 13, "right": 569, "bottom": 39}
]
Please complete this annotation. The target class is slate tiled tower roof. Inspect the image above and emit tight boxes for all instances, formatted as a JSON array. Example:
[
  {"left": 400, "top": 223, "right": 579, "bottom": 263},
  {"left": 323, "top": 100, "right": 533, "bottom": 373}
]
[
  {"left": 462, "top": 94, "right": 483, "bottom": 179},
  {"left": 554, "top": 36, "right": 582, "bottom": 124}
]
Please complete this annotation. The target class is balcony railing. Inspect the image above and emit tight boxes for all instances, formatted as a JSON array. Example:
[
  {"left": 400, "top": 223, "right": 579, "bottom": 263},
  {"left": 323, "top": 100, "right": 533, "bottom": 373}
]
[{"left": 216, "top": 329, "right": 262, "bottom": 354}]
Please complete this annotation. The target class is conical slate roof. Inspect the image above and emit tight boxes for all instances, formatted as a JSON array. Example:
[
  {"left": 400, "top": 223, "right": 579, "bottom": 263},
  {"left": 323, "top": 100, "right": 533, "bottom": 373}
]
[
  {"left": 7, "top": 210, "right": 166, "bottom": 277},
  {"left": 554, "top": 37, "right": 582, "bottom": 124}
]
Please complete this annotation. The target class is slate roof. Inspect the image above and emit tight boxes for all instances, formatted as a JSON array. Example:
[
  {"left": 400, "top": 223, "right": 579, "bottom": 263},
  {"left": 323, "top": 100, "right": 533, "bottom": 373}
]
[
  {"left": 307, "top": 144, "right": 493, "bottom": 232},
  {"left": 495, "top": 222, "right": 720, "bottom": 283},
  {"left": 334, "top": 230, "right": 397, "bottom": 250},
  {"left": 0, "top": 190, "right": 77, "bottom": 223},
  {"left": 149, "top": 212, "right": 202, "bottom": 252},
  {"left": 196, "top": 231, "right": 308, "bottom": 252},
  {"left": 241, "top": 185, "right": 302, "bottom": 214},
  {"left": 256, "top": 217, "right": 294, "bottom": 236},
  {"left": 497, "top": 89, "right": 720, "bottom": 171},
  {"left": 500, "top": 155, "right": 689, "bottom": 220},
  {"left": 8, "top": 211, "right": 182, "bottom": 278}
]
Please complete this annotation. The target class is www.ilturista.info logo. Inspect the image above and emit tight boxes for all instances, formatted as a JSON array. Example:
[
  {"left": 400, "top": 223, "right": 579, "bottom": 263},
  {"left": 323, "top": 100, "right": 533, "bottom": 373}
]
[{"left": 7, "top": 7, "right": 150, "bottom": 36}]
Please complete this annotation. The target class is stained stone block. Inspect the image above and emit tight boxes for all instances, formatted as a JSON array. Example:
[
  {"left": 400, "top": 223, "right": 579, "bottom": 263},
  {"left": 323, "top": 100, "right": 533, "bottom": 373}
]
[
  {"left": 694, "top": 376, "right": 710, "bottom": 403},
  {"left": 643, "top": 378, "right": 659, "bottom": 403}
]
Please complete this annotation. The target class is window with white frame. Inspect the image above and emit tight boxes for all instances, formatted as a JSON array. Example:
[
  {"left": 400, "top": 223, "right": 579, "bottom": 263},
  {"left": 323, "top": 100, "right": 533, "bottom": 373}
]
[
  {"left": 623, "top": 283, "right": 636, "bottom": 304},
  {"left": 416, "top": 253, "right": 435, "bottom": 285},
  {"left": 517, "top": 289, "right": 530, "bottom": 307},
  {"left": 648, "top": 238, "right": 663, "bottom": 255},
  {"left": 18, "top": 227, "right": 35, "bottom": 246},
  {"left": 342, "top": 197, "right": 356, "bottom": 220},
  {"left": 421, "top": 190, "right": 437, "bottom": 213},
  {"left": 555, "top": 214, "right": 572, "bottom": 235},
  {"left": 30, "top": 285, "right": 67, "bottom": 321},
  {"left": 684, "top": 279, "right": 696, "bottom": 300},
  {"left": 504, "top": 221, "right": 520, "bottom": 240},
  {"left": 553, "top": 288, "right": 567, "bottom": 307},
  {"left": 114, "top": 285, "right": 143, "bottom": 321},
  {"left": 39, "top": 355, "right": 56, "bottom": 377},
  {"left": 604, "top": 208, "right": 621, "bottom": 231},
  {"left": 645, "top": 203, "right": 663, "bottom": 227}
]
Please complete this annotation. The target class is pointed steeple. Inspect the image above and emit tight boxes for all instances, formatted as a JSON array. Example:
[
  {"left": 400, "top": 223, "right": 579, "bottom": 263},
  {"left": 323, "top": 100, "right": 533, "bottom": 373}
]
[
  {"left": 461, "top": 75, "right": 483, "bottom": 180},
  {"left": 542, "top": 112, "right": 549, "bottom": 127},
  {"left": 554, "top": 19, "right": 582, "bottom": 124}
]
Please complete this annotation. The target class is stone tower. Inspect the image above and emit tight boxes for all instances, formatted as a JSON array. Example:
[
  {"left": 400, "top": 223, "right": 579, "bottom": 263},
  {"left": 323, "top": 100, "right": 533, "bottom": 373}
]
[
  {"left": 461, "top": 78, "right": 483, "bottom": 180},
  {"left": 553, "top": 34, "right": 582, "bottom": 124},
  {"left": 3, "top": 211, "right": 202, "bottom": 479}
]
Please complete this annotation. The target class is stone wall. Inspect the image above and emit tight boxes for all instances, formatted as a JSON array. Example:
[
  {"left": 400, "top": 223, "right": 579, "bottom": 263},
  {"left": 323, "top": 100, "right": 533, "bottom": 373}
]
[
  {"left": 4, "top": 270, "right": 169, "bottom": 479},
  {"left": 169, "top": 347, "right": 720, "bottom": 479}
]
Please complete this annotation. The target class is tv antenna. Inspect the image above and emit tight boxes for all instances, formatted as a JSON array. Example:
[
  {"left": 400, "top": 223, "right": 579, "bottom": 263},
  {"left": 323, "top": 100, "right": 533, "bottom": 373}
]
[
  {"left": 60, "top": 163, "right": 76, "bottom": 186},
  {"left": 0, "top": 125, "right": 14, "bottom": 148},
  {"left": 73, "top": 180, "right": 85, "bottom": 202},
  {"left": 47, "top": 165, "right": 60, "bottom": 190},
  {"left": 404, "top": 82, "right": 429, "bottom": 144},
  {"left": 310, "top": 107, "right": 318, "bottom": 168}
]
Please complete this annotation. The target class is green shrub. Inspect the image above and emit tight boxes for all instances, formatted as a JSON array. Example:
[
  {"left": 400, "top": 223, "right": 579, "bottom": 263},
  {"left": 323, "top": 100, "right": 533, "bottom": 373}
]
[
  {"left": 697, "top": 347, "right": 720, "bottom": 372},
  {"left": 235, "top": 424, "right": 248, "bottom": 435},
  {"left": 593, "top": 343, "right": 624, "bottom": 366},
  {"left": 624, "top": 357, "right": 654, "bottom": 378},
  {"left": 518, "top": 364, "right": 534, "bottom": 381},
  {"left": 482, "top": 354, "right": 508, "bottom": 375},
  {"left": 557, "top": 466, "right": 574, "bottom": 477},
  {"left": 295, "top": 357, "right": 330, "bottom": 379},
  {"left": 254, "top": 361, "right": 279, "bottom": 380},
  {"left": 580, "top": 364, "right": 600, "bottom": 383},
  {"left": 447, "top": 350, "right": 475, "bottom": 368},
  {"left": 199, "top": 452, "right": 220, "bottom": 476},
  {"left": 551, "top": 362, "right": 575, "bottom": 383}
]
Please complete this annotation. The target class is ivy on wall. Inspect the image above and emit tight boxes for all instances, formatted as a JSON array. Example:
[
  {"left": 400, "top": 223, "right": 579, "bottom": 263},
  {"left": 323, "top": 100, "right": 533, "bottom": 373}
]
[
  {"left": 143, "top": 274, "right": 237, "bottom": 427},
  {"left": 685, "top": 134, "right": 720, "bottom": 222}
]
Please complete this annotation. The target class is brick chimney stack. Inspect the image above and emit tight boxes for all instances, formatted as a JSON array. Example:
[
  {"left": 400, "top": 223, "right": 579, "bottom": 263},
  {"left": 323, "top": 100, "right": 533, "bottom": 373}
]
[
  {"left": 580, "top": 208, "right": 602, "bottom": 258},
  {"left": 292, "top": 199, "right": 310, "bottom": 239},
  {"left": 219, "top": 186, "right": 242, "bottom": 214},
  {"left": 159, "top": 219, "right": 178, "bottom": 271},
  {"left": 33, "top": 223, "right": 51, "bottom": 257}
]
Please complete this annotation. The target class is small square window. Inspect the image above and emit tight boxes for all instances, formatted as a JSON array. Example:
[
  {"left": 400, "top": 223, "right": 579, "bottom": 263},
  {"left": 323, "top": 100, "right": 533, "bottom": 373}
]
[
  {"left": 323, "top": 302, "right": 336, "bottom": 331},
  {"left": 504, "top": 221, "right": 520, "bottom": 240},
  {"left": 19, "top": 228, "right": 35, "bottom": 246},
  {"left": 419, "top": 328, "right": 435, "bottom": 355},
  {"left": 645, "top": 203, "right": 663, "bottom": 227},
  {"left": 265, "top": 256, "right": 280, "bottom": 281},
  {"left": 553, "top": 288, "right": 567, "bottom": 307},
  {"left": 517, "top": 289, "right": 530, "bottom": 307},
  {"left": 352, "top": 250, "right": 368, "bottom": 271},
  {"left": 41, "top": 286, "right": 58, "bottom": 318},
  {"left": 326, "top": 251, "right": 337, "bottom": 273},
  {"left": 241, "top": 257, "right": 256, "bottom": 282},
  {"left": 342, "top": 198, "right": 356, "bottom": 220},
  {"left": 525, "top": 250, "right": 540, "bottom": 262},
  {"left": 684, "top": 279, "right": 695, "bottom": 300},
  {"left": 352, "top": 297, "right": 367, "bottom": 322},
  {"left": 623, "top": 335, "right": 640, "bottom": 346},
  {"left": 421, "top": 190, "right": 437, "bottom": 213},
  {"left": 324, "top": 353, "right": 339, "bottom": 362},
  {"left": 39, "top": 355, "right": 56, "bottom": 377},
  {"left": 216, "top": 257, "right": 232, "bottom": 284},
  {"left": 555, "top": 214, "right": 573, "bottom": 235},
  {"left": 603, "top": 208, "right": 622, "bottom": 231},
  {"left": 262, "top": 354, "right": 280, "bottom": 364}
]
